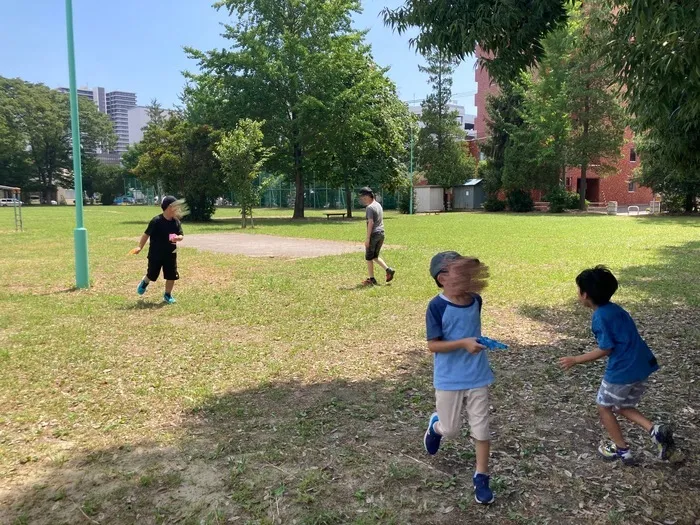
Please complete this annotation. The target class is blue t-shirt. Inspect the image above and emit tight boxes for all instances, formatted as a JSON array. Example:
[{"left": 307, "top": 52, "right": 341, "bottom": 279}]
[
  {"left": 425, "top": 294, "right": 495, "bottom": 390},
  {"left": 592, "top": 302, "right": 659, "bottom": 384}
]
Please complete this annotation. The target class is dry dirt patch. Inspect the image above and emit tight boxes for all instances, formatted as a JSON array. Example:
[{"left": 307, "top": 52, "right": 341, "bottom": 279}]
[{"left": 180, "top": 233, "right": 367, "bottom": 259}]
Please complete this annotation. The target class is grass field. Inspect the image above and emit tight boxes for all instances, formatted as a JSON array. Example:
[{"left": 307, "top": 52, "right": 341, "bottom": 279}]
[{"left": 1, "top": 206, "right": 698, "bottom": 525}]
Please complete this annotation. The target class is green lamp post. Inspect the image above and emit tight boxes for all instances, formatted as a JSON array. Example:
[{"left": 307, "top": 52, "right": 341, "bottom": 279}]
[{"left": 65, "top": 0, "right": 90, "bottom": 288}]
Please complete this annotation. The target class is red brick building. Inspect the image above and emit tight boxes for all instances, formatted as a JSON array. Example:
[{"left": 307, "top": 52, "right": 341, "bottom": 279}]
[{"left": 475, "top": 55, "right": 654, "bottom": 206}]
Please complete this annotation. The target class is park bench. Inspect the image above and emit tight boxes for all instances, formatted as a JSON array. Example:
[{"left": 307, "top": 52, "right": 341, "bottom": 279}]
[{"left": 324, "top": 212, "right": 347, "bottom": 220}]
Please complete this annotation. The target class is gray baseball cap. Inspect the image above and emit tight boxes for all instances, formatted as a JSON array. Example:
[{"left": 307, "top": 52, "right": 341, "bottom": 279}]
[{"left": 430, "top": 251, "right": 463, "bottom": 279}]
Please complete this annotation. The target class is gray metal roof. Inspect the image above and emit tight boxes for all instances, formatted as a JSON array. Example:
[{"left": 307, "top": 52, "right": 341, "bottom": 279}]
[{"left": 461, "top": 179, "right": 483, "bottom": 186}]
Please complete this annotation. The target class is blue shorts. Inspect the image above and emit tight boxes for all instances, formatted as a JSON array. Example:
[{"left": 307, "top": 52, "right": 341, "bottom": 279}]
[{"left": 596, "top": 380, "right": 648, "bottom": 409}]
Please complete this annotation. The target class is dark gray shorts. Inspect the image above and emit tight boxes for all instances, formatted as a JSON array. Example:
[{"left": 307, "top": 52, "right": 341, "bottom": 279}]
[
  {"left": 596, "top": 380, "right": 648, "bottom": 409},
  {"left": 365, "top": 232, "right": 385, "bottom": 261}
]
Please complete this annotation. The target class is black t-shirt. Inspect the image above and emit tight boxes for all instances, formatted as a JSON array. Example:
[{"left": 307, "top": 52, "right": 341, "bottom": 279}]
[{"left": 145, "top": 214, "right": 183, "bottom": 259}]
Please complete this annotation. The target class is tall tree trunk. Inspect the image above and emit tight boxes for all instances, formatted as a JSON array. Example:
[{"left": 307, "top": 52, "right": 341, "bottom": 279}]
[
  {"left": 684, "top": 192, "right": 695, "bottom": 213},
  {"left": 579, "top": 100, "right": 590, "bottom": 211},
  {"left": 344, "top": 172, "right": 353, "bottom": 219},
  {"left": 579, "top": 162, "right": 588, "bottom": 210},
  {"left": 292, "top": 141, "right": 304, "bottom": 219},
  {"left": 438, "top": 55, "right": 442, "bottom": 153}
]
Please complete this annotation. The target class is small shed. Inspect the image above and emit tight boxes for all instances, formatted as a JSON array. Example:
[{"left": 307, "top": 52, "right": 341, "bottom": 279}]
[
  {"left": 414, "top": 185, "right": 445, "bottom": 213},
  {"left": 452, "top": 179, "right": 486, "bottom": 210}
]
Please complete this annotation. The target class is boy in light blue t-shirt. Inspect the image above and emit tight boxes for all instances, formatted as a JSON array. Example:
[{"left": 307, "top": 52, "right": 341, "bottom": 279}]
[
  {"left": 423, "top": 252, "right": 495, "bottom": 505},
  {"left": 560, "top": 266, "right": 675, "bottom": 464}
]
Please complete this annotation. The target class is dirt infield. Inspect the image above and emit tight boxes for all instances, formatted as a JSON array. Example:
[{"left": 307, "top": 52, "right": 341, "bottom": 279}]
[{"left": 181, "top": 232, "right": 368, "bottom": 258}]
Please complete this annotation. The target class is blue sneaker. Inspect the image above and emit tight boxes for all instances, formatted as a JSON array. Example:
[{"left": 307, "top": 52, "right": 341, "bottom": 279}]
[
  {"left": 473, "top": 473, "right": 495, "bottom": 505},
  {"left": 137, "top": 280, "right": 148, "bottom": 296},
  {"left": 423, "top": 413, "right": 442, "bottom": 455},
  {"left": 163, "top": 293, "right": 177, "bottom": 304}
]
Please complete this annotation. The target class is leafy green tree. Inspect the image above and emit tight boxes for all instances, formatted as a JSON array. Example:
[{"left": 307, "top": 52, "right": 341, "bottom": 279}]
[
  {"left": 484, "top": 7, "right": 624, "bottom": 208},
  {"left": 384, "top": 0, "right": 699, "bottom": 210},
  {"left": 131, "top": 115, "right": 224, "bottom": 221},
  {"left": 303, "top": 39, "right": 412, "bottom": 217},
  {"left": 83, "top": 162, "right": 127, "bottom": 205},
  {"left": 215, "top": 119, "right": 272, "bottom": 228},
  {"left": 602, "top": 0, "right": 700, "bottom": 212},
  {"left": 482, "top": 83, "right": 526, "bottom": 195},
  {"left": 382, "top": 0, "right": 573, "bottom": 83},
  {"left": 0, "top": 77, "right": 116, "bottom": 202},
  {"left": 183, "top": 0, "right": 367, "bottom": 219},
  {"left": 0, "top": 80, "right": 33, "bottom": 191},
  {"left": 416, "top": 50, "right": 475, "bottom": 189},
  {"left": 561, "top": 8, "right": 624, "bottom": 208},
  {"left": 635, "top": 127, "right": 700, "bottom": 213}
]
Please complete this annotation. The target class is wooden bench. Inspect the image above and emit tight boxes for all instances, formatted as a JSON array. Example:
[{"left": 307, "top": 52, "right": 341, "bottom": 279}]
[{"left": 324, "top": 212, "right": 347, "bottom": 220}]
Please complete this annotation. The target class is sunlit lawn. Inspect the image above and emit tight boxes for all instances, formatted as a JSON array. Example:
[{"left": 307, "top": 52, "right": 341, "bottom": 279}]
[{"left": 1, "top": 205, "right": 698, "bottom": 524}]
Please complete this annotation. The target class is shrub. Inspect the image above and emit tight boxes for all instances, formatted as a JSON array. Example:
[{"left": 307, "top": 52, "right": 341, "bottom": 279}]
[
  {"left": 398, "top": 188, "right": 416, "bottom": 214},
  {"left": 544, "top": 186, "right": 569, "bottom": 213},
  {"left": 483, "top": 197, "right": 507, "bottom": 212},
  {"left": 567, "top": 191, "right": 581, "bottom": 209},
  {"left": 506, "top": 189, "right": 534, "bottom": 212}
]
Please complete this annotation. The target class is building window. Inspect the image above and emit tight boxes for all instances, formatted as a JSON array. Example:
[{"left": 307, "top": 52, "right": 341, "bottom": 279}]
[
  {"left": 628, "top": 181, "right": 636, "bottom": 192},
  {"left": 630, "top": 148, "right": 637, "bottom": 162}
]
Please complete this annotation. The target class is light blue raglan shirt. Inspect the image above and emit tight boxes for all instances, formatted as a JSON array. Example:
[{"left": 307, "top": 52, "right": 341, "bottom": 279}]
[{"left": 425, "top": 294, "right": 495, "bottom": 390}]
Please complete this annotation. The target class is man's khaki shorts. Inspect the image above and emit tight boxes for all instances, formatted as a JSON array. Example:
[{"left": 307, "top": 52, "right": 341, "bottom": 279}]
[{"left": 434, "top": 386, "right": 490, "bottom": 441}]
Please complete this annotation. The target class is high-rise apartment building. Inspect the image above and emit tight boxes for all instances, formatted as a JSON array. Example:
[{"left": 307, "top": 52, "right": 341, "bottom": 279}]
[
  {"left": 106, "top": 91, "right": 137, "bottom": 155},
  {"left": 56, "top": 86, "right": 137, "bottom": 157},
  {"left": 93, "top": 87, "right": 106, "bottom": 113},
  {"left": 56, "top": 86, "right": 95, "bottom": 101}
]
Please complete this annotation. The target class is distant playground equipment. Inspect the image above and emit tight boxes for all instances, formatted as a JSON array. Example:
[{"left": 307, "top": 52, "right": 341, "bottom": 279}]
[{"left": 0, "top": 185, "right": 23, "bottom": 231}]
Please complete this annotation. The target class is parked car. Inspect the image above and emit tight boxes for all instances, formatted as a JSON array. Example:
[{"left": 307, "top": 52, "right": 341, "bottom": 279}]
[{"left": 0, "top": 198, "right": 22, "bottom": 207}]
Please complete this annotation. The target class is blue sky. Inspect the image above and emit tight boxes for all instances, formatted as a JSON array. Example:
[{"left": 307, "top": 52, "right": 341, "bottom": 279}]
[{"left": 0, "top": 0, "right": 477, "bottom": 114}]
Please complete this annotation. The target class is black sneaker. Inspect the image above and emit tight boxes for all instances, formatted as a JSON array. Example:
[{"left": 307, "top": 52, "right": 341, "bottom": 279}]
[
  {"left": 386, "top": 268, "right": 396, "bottom": 283},
  {"left": 361, "top": 277, "right": 378, "bottom": 286},
  {"left": 651, "top": 424, "right": 675, "bottom": 460}
]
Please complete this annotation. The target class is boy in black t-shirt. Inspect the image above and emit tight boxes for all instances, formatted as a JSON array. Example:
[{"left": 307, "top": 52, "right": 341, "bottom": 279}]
[{"left": 133, "top": 196, "right": 184, "bottom": 304}]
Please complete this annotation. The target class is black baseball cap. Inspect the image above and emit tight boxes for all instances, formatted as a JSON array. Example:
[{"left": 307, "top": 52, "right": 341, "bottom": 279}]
[
  {"left": 358, "top": 187, "right": 374, "bottom": 197},
  {"left": 430, "top": 251, "right": 463, "bottom": 279},
  {"left": 161, "top": 196, "right": 177, "bottom": 210}
]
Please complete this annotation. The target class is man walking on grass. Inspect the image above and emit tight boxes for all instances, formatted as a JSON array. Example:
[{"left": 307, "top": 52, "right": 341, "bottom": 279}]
[{"left": 358, "top": 187, "right": 395, "bottom": 286}]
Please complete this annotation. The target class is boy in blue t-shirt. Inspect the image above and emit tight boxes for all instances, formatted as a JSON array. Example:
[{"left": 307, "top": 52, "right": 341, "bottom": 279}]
[
  {"left": 423, "top": 252, "right": 495, "bottom": 505},
  {"left": 559, "top": 266, "right": 674, "bottom": 464}
]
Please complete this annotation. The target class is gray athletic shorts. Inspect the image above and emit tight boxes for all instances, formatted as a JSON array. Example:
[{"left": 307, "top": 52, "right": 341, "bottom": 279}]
[{"left": 596, "top": 379, "right": 648, "bottom": 409}]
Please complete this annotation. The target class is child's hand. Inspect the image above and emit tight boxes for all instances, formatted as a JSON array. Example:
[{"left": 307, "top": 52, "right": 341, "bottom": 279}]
[
  {"left": 559, "top": 356, "right": 579, "bottom": 370},
  {"left": 463, "top": 338, "right": 486, "bottom": 354},
  {"left": 131, "top": 246, "right": 142, "bottom": 255}
]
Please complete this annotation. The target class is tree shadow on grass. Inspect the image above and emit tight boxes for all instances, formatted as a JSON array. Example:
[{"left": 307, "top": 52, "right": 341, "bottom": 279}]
[
  {"left": 4, "top": 338, "right": 700, "bottom": 524},
  {"left": 32, "top": 287, "right": 80, "bottom": 297},
  {"left": 120, "top": 300, "right": 168, "bottom": 311},
  {"left": 513, "top": 239, "right": 700, "bottom": 519}
]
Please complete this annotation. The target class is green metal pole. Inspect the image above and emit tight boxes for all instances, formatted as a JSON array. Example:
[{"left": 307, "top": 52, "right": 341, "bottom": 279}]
[
  {"left": 409, "top": 124, "right": 414, "bottom": 215},
  {"left": 65, "top": 0, "right": 90, "bottom": 288}
]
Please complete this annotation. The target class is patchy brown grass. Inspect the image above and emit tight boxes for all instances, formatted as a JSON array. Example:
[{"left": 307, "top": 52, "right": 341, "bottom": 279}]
[{"left": 1, "top": 207, "right": 698, "bottom": 524}]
